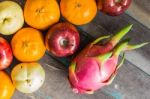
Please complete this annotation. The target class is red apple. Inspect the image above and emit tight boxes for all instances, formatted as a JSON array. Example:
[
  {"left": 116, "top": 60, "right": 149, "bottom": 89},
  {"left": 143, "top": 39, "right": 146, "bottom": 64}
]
[
  {"left": 97, "top": 0, "right": 132, "bottom": 16},
  {"left": 45, "top": 22, "right": 80, "bottom": 57},
  {"left": 0, "top": 37, "right": 13, "bottom": 70}
]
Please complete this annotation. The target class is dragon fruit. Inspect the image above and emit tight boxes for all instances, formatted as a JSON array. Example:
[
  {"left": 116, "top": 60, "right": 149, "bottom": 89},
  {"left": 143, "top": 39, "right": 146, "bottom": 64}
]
[{"left": 69, "top": 24, "right": 148, "bottom": 94}]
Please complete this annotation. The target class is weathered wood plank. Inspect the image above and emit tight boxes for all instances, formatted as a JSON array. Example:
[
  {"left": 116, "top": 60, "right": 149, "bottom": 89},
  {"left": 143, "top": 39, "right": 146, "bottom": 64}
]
[
  {"left": 127, "top": 0, "right": 150, "bottom": 29},
  {"left": 103, "top": 61, "right": 150, "bottom": 99},
  {"left": 12, "top": 54, "right": 150, "bottom": 99},
  {"left": 0, "top": 0, "right": 149, "bottom": 99}
]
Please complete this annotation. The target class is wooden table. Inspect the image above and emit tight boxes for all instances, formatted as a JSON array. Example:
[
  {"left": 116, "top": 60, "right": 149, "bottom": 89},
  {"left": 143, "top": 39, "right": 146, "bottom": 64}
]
[{"left": 1, "top": 0, "right": 150, "bottom": 99}]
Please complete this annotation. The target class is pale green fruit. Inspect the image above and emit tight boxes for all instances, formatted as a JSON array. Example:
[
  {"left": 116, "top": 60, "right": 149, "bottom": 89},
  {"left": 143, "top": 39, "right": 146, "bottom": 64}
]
[
  {"left": 0, "top": 1, "right": 24, "bottom": 35},
  {"left": 11, "top": 63, "right": 45, "bottom": 93}
]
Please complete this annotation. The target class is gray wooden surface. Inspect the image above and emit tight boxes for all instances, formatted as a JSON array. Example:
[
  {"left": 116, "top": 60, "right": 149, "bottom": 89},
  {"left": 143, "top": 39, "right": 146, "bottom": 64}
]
[
  {"left": 1, "top": 0, "right": 150, "bottom": 99},
  {"left": 127, "top": 0, "right": 150, "bottom": 29},
  {"left": 11, "top": 54, "right": 150, "bottom": 99}
]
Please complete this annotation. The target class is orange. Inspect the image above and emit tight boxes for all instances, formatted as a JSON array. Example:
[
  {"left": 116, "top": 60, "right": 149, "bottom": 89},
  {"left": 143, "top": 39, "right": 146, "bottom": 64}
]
[
  {"left": 60, "top": 0, "right": 97, "bottom": 25},
  {"left": 0, "top": 71, "right": 15, "bottom": 99},
  {"left": 24, "top": 0, "right": 60, "bottom": 30},
  {"left": 11, "top": 28, "right": 46, "bottom": 62}
]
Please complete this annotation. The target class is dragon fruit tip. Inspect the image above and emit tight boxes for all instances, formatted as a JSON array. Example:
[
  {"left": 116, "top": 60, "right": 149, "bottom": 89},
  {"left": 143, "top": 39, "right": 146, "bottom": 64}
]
[
  {"left": 110, "top": 24, "right": 133, "bottom": 46},
  {"left": 126, "top": 42, "right": 149, "bottom": 51}
]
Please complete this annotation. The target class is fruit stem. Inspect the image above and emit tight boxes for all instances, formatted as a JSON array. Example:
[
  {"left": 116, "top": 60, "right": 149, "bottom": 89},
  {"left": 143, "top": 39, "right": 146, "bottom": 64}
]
[
  {"left": 115, "top": 0, "right": 121, "bottom": 3},
  {"left": 110, "top": 24, "right": 133, "bottom": 47}
]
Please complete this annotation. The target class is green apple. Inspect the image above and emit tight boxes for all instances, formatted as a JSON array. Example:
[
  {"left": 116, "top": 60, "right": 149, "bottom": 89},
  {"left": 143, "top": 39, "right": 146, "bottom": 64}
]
[
  {"left": 0, "top": 1, "right": 24, "bottom": 35},
  {"left": 11, "top": 62, "right": 45, "bottom": 93}
]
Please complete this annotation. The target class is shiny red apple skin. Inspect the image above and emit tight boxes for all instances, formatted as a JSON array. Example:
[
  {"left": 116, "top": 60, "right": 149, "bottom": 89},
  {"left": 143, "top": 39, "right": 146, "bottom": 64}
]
[
  {"left": 98, "top": 0, "right": 132, "bottom": 16},
  {"left": 0, "top": 37, "right": 13, "bottom": 70},
  {"left": 45, "top": 22, "right": 80, "bottom": 57}
]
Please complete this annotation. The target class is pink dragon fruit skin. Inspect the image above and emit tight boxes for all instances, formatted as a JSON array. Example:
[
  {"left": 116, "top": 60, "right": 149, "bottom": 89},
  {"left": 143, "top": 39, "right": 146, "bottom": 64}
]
[{"left": 69, "top": 24, "right": 148, "bottom": 94}]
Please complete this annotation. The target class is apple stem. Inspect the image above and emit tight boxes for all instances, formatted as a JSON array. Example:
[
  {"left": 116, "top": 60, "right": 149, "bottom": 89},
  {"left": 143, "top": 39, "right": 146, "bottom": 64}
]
[
  {"left": 60, "top": 39, "right": 69, "bottom": 47},
  {"left": 115, "top": 0, "right": 122, "bottom": 3}
]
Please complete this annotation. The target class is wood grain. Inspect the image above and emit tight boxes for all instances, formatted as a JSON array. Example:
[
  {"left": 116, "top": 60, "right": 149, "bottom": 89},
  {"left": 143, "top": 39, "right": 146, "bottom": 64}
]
[{"left": 0, "top": 0, "right": 149, "bottom": 99}]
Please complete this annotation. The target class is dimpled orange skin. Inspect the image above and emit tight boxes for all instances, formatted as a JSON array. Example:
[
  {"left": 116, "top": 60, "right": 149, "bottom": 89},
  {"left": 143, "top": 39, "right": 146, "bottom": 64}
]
[
  {"left": 24, "top": 0, "right": 60, "bottom": 30},
  {"left": 60, "top": 0, "right": 97, "bottom": 25},
  {"left": 0, "top": 71, "right": 15, "bottom": 99},
  {"left": 11, "top": 28, "right": 46, "bottom": 62}
]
